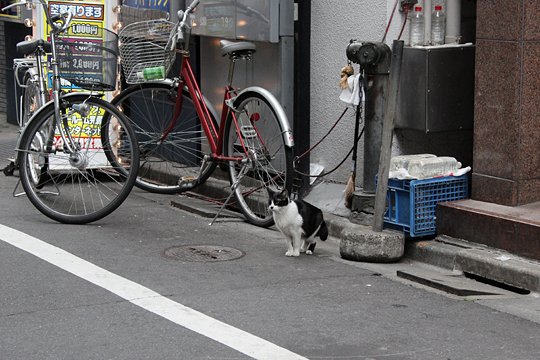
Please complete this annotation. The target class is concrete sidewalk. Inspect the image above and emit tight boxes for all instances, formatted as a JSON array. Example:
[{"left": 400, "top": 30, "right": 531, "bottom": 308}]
[
  {"left": 301, "top": 181, "right": 540, "bottom": 293},
  {"left": 293, "top": 181, "right": 540, "bottom": 294},
  {"left": 1, "top": 120, "right": 539, "bottom": 293},
  {"left": 186, "top": 175, "right": 540, "bottom": 294}
]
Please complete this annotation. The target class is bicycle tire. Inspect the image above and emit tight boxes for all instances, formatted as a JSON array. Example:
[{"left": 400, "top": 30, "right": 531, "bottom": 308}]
[
  {"left": 18, "top": 95, "right": 139, "bottom": 224},
  {"left": 112, "top": 82, "right": 218, "bottom": 194},
  {"left": 22, "top": 73, "right": 45, "bottom": 127},
  {"left": 223, "top": 91, "right": 293, "bottom": 227}
]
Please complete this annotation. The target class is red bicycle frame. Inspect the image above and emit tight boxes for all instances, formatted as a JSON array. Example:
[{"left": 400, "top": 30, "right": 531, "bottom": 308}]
[{"left": 165, "top": 53, "right": 250, "bottom": 163}]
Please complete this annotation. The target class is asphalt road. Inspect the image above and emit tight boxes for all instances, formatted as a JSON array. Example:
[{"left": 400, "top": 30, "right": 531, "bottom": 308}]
[{"left": 1, "top": 172, "right": 539, "bottom": 360}]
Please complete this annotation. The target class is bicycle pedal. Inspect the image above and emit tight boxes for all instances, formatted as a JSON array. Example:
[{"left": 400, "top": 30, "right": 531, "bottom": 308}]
[
  {"left": 178, "top": 175, "right": 197, "bottom": 188},
  {"left": 3, "top": 161, "right": 16, "bottom": 177}
]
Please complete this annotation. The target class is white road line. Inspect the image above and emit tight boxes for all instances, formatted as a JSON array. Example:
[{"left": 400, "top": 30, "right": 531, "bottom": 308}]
[{"left": 0, "top": 225, "right": 308, "bottom": 360}]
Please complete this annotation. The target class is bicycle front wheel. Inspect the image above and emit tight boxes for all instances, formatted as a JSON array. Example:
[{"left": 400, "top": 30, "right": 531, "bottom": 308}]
[
  {"left": 112, "top": 82, "right": 218, "bottom": 194},
  {"left": 18, "top": 95, "right": 139, "bottom": 224},
  {"left": 223, "top": 91, "right": 293, "bottom": 227}
]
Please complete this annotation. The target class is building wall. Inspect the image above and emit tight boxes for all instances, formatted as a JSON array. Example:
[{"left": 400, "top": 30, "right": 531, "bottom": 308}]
[
  {"left": 309, "top": 0, "right": 473, "bottom": 186},
  {"left": 310, "top": 0, "right": 387, "bottom": 184},
  {"left": 472, "top": 0, "right": 540, "bottom": 205}
]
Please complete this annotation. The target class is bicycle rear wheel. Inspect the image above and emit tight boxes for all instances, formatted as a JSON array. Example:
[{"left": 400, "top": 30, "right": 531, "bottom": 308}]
[
  {"left": 22, "top": 73, "right": 45, "bottom": 127},
  {"left": 223, "top": 91, "right": 293, "bottom": 227},
  {"left": 18, "top": 95, "right": 139, "bottom": 224},
  {"left": 112, "top": 82, "right": 218, "bottom": 194}
]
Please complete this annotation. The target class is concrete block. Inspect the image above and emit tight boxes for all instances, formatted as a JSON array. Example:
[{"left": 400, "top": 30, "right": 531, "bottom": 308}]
[{"left": 340, "top": 225, "right": 405, "bottom": 263}]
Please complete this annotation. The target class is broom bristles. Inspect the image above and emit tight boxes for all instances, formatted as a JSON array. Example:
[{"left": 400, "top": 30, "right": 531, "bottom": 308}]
[{"left": 344, "top": 174, "right": 355, "bottom": 209}]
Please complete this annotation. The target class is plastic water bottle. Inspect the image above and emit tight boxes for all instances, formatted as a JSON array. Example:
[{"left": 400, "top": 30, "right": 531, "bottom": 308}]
[
  {"left": 431, "top": 5, "right": 446, "bottom": 45},
  {"left": 390, "top": 154, "right": 436, "bottom": 173},
  {"left": 137, "top": 66, "right": 165, "bottom": 81},
  {"left": 407, "top": 156, "right": 462, "bottom": 179},
  {"left": 389, "top": 154, "right": 436, "bottom": 179},
  {"left": 410, "top": 6, "right": 425, "bottom": 47}
]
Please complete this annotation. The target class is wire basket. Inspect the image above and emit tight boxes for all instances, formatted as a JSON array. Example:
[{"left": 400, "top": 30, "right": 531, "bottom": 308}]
[
  {"left": 117, "top": 5, "right": 170, "bottom": 26},
  {"left": 55, "top": 27, "right": 119, "bottom": 91},
  {"left": 118, "top": 19, "right": 177, "bottom": 84}
]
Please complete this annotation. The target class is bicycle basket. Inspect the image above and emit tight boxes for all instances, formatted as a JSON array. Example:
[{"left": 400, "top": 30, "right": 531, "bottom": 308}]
[
  {"left": 55, "top": 26, "right": 119, "bottom": 91},
  {"left": 117, "top": 5, "right": 170, "bottom": 26},
  {"left": 118, "top": 19, "right": 177, "bottom": 84}
]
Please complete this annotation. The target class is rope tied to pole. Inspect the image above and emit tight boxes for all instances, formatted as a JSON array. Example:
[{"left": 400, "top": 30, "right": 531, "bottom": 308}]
[{"left": 293, "top": 105, "right": 365, "bottom": 179}]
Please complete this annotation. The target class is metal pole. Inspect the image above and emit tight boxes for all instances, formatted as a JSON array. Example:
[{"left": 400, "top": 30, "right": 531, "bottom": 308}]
[
  {"left": 279, "top": 0, "right": 295, "bottom": 124},
  {"left": 345, "top": 41, "right": 391, "bottom": 213},
  {"left": 445, "top": 0, "right": 461, "bottom": 44},
  {"left": 372, "top": 40, "right": 404, "bottom": 232},
  {"left": 293, "top": 0, "right": 311, "bottom": 194},
  {"left": 424, "top": 0, "right": 432, "bottom": 45},
  {"left": 351, "top": 102, "right": 361, "bottom": 189}
]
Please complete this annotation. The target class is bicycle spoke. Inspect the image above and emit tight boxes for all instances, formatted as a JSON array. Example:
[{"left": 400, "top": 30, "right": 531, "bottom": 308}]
[
  {"left": 112, "top": 84, "right": 217, "bottom": 193},
  {"left": 18, "top": 97, "right": 139, "bottom": 224},
  {"left": 224, "top": 92, "right": 293, "bottom": 227}
]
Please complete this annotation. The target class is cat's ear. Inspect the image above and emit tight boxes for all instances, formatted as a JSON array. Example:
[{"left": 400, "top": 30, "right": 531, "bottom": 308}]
[{"left": 280, "top": 188, "right": 289, "bottom": 197}]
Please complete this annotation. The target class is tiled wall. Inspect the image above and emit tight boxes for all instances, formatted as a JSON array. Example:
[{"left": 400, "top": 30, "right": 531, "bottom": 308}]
[{"left": 473, "top": 0, "right": 540, "bottom": 206}]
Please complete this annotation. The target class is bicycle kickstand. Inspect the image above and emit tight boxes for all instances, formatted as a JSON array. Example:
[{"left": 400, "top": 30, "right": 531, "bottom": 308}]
[
  {"left": 209, "top": 161, "right": 249, "bottom": 226},
  {"left": 12, "top": 179, "right": 26, "bottom": 197}
]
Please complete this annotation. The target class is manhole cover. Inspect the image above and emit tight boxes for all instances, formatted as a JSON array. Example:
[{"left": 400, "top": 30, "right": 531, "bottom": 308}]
[{"left": 162, "top": 245, "right": 244, "bottom": 262}]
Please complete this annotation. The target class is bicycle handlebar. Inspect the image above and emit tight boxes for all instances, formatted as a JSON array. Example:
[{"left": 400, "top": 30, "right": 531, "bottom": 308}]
[
  {"left": 176, "top": 0, "right": 200, "bottom": 41},
  {"left": 1, "top": 0, "right": 33, "bottom": 11},
  {"left": 189, "top": 0, "right": 200, "bottom": 10},
  {"left": 53, "top": 11, "right": 73, "bottom": 32}
]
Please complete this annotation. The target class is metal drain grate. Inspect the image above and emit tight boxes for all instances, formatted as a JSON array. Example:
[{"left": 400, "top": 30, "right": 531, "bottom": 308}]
[{"left": 162, "top": 245, "right": 245, "bottom": 262}]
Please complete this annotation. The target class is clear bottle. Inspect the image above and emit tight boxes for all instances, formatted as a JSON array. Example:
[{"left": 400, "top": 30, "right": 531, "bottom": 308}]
[
  {"left": 407, "top": 156, "right": 462, "bottom": 179},
  {"left": 410, "top": 6, "right": 425, "bottom": 47},
  {"left": 431, "top": 5, "right": 446, "bottom": 45},
  {"left": 390, "top": 154, "right": 436, "bottom": 173}
]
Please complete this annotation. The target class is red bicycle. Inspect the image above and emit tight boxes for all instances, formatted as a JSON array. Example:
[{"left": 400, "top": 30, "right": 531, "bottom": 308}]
[{"left": 114, "top": 0, "right": 294, "bottom": 227}]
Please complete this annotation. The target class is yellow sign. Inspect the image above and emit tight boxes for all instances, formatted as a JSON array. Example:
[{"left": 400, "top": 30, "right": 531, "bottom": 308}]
[
  {"left": 64, "top": 21, "right": 105, "bottom": 38},
  {"left": 49, "top": 1, "right": 104, "bottom": 21},
  {"left": 42, "top": 0, "right": 108, "bottom": 146}
]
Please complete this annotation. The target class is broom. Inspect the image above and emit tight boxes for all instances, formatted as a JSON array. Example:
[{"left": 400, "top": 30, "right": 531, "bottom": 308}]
[{"left": 340, "top": 65, "right": 357, "bottom": 208}]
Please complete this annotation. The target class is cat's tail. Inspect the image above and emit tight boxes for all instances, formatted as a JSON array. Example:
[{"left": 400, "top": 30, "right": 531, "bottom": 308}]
[{"left": 317, "top": 221, "right": 328, "bottom": 241}]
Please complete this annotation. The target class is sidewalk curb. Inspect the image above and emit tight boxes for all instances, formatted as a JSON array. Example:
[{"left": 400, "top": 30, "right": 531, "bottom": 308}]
[
  {"left": 405, "top": 236, "right": 540, "bottom": 293},
  {"left": 326, "top": 213, "right": 540, "bottom": 292}
]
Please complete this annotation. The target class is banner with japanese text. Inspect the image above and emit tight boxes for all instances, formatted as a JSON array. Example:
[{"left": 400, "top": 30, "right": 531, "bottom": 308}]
[{"left": 43, "top": 0, "right": 110, "bottom": 155}]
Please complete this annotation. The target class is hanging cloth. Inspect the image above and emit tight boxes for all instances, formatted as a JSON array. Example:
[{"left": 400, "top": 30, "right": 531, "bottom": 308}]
[{"left": 339, "top": 74, "right": 363, "bottom": 107}]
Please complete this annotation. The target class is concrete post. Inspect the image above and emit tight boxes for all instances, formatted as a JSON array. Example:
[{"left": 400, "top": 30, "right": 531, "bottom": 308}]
[
  {"left": 373, "top": 40, "right": 404, "bottom": 232},
  {"left": 362, "top": 46, "right": 392, "bottom": 196}
]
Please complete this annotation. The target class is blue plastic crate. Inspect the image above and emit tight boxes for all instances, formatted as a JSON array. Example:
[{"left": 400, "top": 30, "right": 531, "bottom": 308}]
[{"left": 383, "top": 175, "right": 469, "bottom": 237}]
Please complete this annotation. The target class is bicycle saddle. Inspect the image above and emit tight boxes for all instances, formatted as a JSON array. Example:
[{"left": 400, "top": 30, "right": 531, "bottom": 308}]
[
  {"left": 17, "top": 39, "right": 52, "bottom": 55},
  {"left": 220, "top": 40, "right": 256, "bottom": 58}
]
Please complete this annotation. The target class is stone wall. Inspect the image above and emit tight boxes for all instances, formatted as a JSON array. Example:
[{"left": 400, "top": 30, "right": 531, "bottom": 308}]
[{"left": 473, "top": 0, "right": 540, "bottom": 205}]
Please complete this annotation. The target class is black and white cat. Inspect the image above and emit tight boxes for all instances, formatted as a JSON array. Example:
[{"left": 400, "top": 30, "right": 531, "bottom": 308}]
[{"left": 269, "top": 189, "right": 328, "bottom": 257}]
